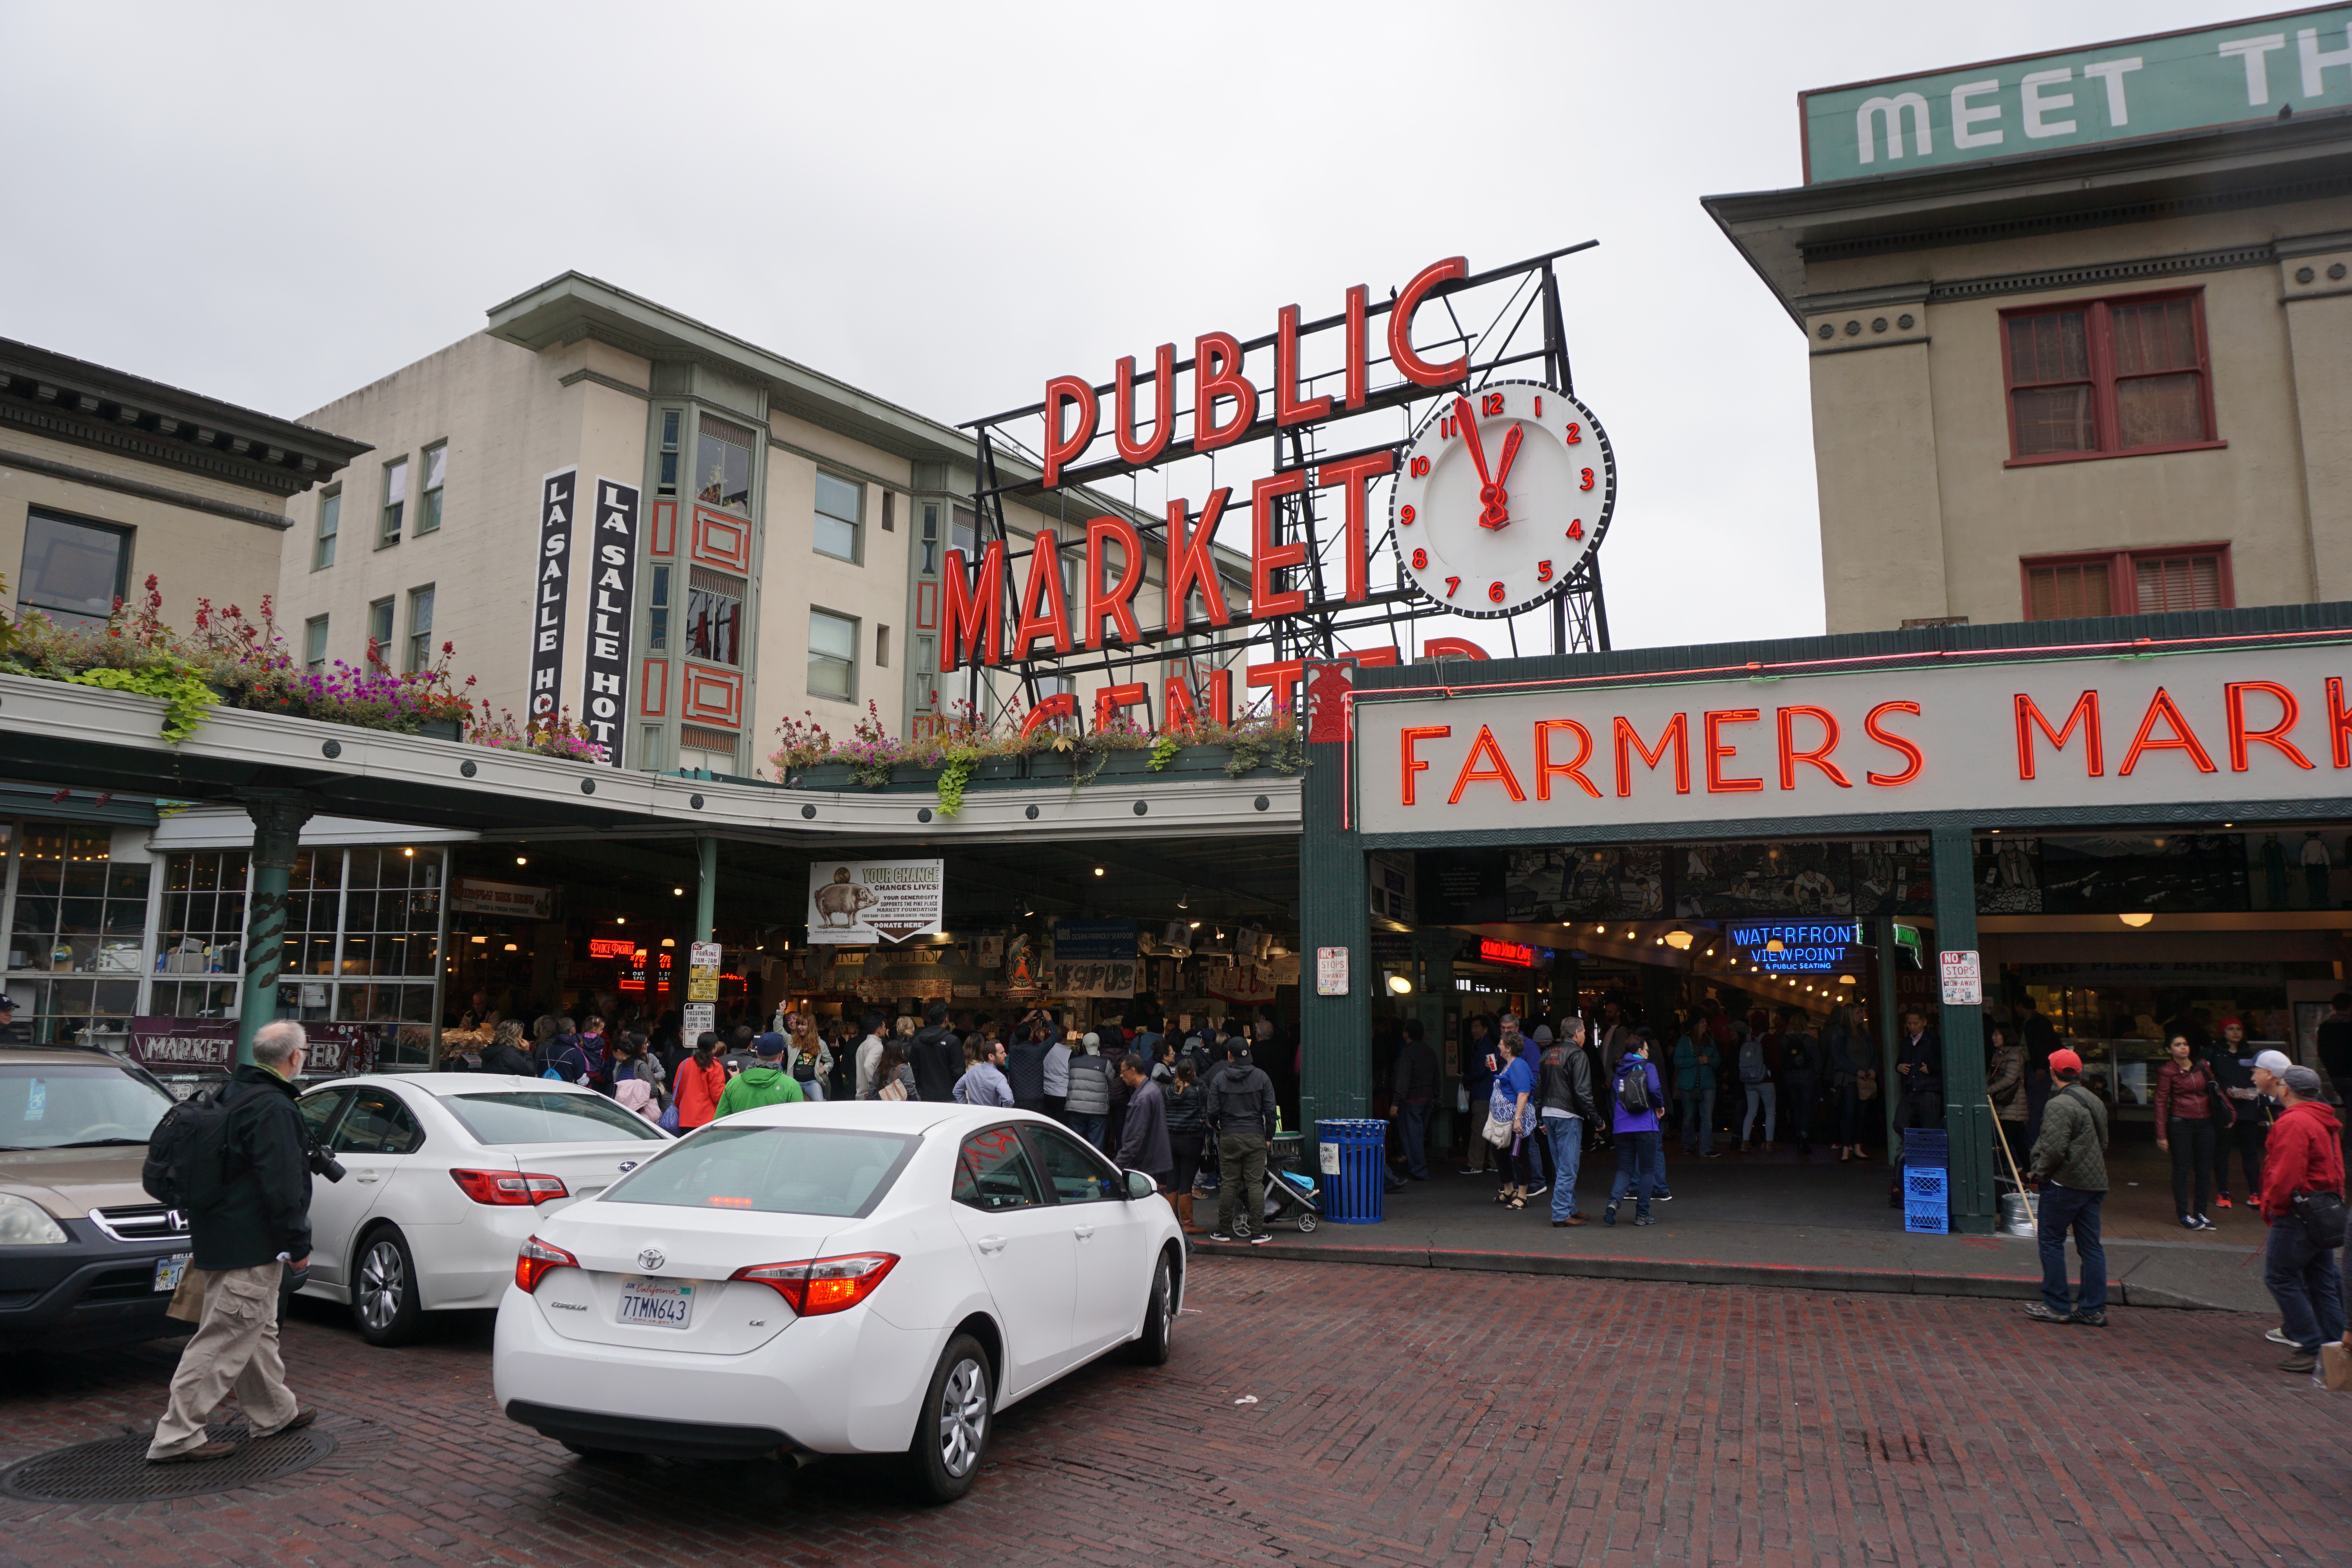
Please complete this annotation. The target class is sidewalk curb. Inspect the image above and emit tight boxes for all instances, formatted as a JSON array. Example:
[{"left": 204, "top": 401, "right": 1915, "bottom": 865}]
[{"left": 1191, "top": 1238, "right": 2235, "bottom": 1309}]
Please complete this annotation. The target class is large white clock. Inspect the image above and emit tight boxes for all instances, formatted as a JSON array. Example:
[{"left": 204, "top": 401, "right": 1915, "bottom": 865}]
[{"left": 1389, "top": 380, "right": 1616, "bottom": 619}]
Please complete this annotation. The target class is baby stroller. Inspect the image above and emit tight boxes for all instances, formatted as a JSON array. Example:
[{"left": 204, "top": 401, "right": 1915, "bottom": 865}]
[{"left": 1262, "top": 1167, "right": 1321, "bottom": 1233}]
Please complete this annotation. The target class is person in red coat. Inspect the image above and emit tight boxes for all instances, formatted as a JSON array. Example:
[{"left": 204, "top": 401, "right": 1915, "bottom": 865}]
[
  {"left": 2258, "top": 1066, "right": 2347, "bottom": 1374},
  {"left": 2154, "top": 1034, "right": 2234, "bottom": 1230}
]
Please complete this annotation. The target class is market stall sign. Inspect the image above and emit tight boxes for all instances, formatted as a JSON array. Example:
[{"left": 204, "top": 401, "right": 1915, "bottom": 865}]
[
  {"left": 454, "top": 878, "right": 558, "bottom": 920},
  {"left": 1801, "top": 8, "right": 2352, "bottom": 185},
  {"left": 587, "top": 938, "right": 633, "bottom": 959},
  {"left": 129, "top": 1018, "right": 375, "bottom": 1076}
]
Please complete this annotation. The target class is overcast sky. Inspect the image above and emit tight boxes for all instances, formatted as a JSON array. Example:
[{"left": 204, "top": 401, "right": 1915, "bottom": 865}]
[{"left": 2, "top": 0, "right": 2229, "bottom": 651}]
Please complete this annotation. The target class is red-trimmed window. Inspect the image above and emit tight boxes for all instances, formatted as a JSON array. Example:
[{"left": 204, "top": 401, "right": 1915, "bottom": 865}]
[
  {"left": 2001, "top": 290, "right": 2219, "bottom": 464},
  {"left": 2021, "top": 544, "right": 2232, "bottom": 621}
]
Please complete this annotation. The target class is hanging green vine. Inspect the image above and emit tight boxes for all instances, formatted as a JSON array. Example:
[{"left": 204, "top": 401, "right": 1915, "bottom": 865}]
[
  {"left": 935, "top": 745, "right": 981, "bottom": 817},
  {"left": 64, "top": 662, "right": 216, "bottom": 743},
  {"left": 1147, "top": 734, "right": 1185, "bottom": 771}
]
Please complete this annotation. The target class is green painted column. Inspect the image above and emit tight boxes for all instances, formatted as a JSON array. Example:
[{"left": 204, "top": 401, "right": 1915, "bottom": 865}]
[
  {"left": 1299, "top": 721, "right": 1372, "bottom": 1136},
  {"left": 1930, "top": 826, "right": 1996, "bottom": 1235},
  {"left": 1416, "top": 926, "right": 1456, "bottom": 1147},
  {"left": 236, "top": 793, "right": 313, "bottom": 1067},
  {"left": 1875, "top": 915, "right": 1902, "bottom": 1165},
  {"left": 696, "top": 836, "right": 717, "bottom": 944}
]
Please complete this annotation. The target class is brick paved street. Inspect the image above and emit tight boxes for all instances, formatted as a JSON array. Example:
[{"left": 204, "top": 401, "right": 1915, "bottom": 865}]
[{"left": 3, "top": 1258, "right": 2347, "bottom": 1567}]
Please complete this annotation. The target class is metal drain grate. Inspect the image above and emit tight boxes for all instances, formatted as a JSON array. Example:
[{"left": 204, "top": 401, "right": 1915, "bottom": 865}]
[{"left": 0, "top": 1422, "right": 339, "bottom": 1505}]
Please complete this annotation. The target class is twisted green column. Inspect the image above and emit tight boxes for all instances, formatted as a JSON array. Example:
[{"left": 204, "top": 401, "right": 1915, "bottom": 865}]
[{"left": 235, "top": 793, "right": 314, "bottom": 1067}]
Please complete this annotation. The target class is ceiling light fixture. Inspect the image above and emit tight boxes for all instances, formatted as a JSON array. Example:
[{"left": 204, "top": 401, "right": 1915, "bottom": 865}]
[
  {"left": 673, "top": 887, "right": 684, "bottom": 897},
  {"left": 1093, "top": 867, "right": 1105, "bottom": 877},
  {"left": 1387, "top": 973, "right": 1413, "bottom": 995},
  {"left": 662, "top": 937, "right": 676, "bottom": 947},
  {"left": 516, "top": 855, "right": 528, "bottom": 866},
  {"left": 1664, "top": 930, "right": 1693, "bottom": 950},
  {"left": 503, "top": 942, "right": 518, "bottom": 952},
  {"left": 403, "top": 847, "right": 414, "bottom": 858},
  {"left": 2119, "top": 912, "right": 2154, "bottom": 928},
  {"left": 1178, "top": 891, "right": 1189, "bottom": 909}
]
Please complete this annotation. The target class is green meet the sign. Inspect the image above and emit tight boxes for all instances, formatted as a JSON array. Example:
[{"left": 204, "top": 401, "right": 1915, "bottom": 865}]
[{"left": 1802, "top": 5, "right": 2352, "bottom": 184}]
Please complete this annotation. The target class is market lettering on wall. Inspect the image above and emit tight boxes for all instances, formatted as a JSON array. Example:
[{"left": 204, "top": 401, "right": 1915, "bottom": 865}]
[
  {"left": 938, "top": 256, "right": 1483, "bottom": 675},
  {"left": 528, "top": 468, "right": 575, "bottom": 720},
  {"left": 1802, "top": 7, "right": 2352, "bottom": 184},
  {"left": 581, "top": 476, "right": 639, "bottom": 766},
  {"left": 1355, "top": 641, "right": 2352, "bottom": 835}
]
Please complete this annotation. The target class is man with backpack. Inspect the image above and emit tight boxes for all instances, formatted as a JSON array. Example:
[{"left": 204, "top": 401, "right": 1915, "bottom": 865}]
[
  {"left": 1736, "top": 1025, "right": 1777, "bottom": 1154},
  {"left": 1205, "top": 1037, "right": 1279, "bottom": 1244},
  {"left": 1604, "top": 1033, "right": 1666, "bottom": 1226},
  {"left": 533, "top": 1017, "right": 595, "bottom": 1085},
  {"left": 145, "top": 1021, "right": 320, "bottom": 1463},
  {"left": 2024, "top": 1047, "right": 2110, "bottom": 1327}
]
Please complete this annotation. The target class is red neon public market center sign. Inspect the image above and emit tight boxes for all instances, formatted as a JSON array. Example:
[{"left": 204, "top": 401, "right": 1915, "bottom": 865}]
[{"left": 940, "top": 256, "right": 1492, "bottom": 690}]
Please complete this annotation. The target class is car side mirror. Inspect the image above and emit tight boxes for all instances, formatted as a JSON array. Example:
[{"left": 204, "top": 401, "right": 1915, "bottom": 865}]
[{"left": 1125, "top": 1169, "right": 1157, "bottom": 1201}]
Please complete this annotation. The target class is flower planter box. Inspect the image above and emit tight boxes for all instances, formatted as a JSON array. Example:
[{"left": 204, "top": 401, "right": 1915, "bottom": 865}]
[
  {"left": 417, "top": 718, "right": 463, "bottom": 742},
  {"left": 1145, "top": 745, "right": 1244, "bottom": 779},
  {"left": 786, "top": 763, "right": 859, "bottom": 789}
]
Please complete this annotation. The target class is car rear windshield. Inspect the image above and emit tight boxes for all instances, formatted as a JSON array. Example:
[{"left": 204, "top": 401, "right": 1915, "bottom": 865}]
[
  {"left": 602, "top": 1126, "right": 917, "bottom": 1218},
  {"left": 0, "top": 1063, "right": 178, "bottom": 1151},
  {"left": 441, "top": 1092, "right": 668, "bottom": 1145}
]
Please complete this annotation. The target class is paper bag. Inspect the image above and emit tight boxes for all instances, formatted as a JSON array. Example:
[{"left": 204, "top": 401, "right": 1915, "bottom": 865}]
[
  {"left": 165, "top": 1266, "right": 212, "bottom": 1324},
  {"left": 2322, "top": 1342, "right": 2351, "bottom": 1393}
]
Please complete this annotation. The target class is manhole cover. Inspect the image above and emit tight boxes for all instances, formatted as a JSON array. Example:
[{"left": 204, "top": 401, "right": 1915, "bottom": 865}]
[{"left": 0, "top": 1422, "right": 338, "bottom": 1505}]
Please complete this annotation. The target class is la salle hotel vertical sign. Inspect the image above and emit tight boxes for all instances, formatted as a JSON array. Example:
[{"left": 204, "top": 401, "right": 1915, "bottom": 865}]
[
  {"left": 529, "top": 468, "right": 575, "bottom": 722},
  {"left": 582, "top": 476, "right": 640, "bottom": 767}
]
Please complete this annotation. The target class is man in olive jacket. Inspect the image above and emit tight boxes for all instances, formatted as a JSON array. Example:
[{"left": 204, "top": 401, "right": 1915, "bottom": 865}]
[
  {"left": 2023, "top": 1047, "right": 2111, "bottom": 1328},
  {"left": 1204, "top": 1040, "right": 1278, "bottom": 1243},
  {"left": 148, "top": 1021, "right": 319, "bottom": 1462}
]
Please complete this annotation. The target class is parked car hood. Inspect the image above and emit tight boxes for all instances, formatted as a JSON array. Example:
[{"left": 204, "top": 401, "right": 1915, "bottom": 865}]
[{"left": 0, "top": 1146, "right": 156, "bottom": 1217}]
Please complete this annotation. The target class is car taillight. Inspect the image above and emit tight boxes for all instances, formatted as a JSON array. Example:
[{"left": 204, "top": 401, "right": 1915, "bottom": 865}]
[
  {"left": 729, "top": 1252, "right": 898, "bottom": 1317},
  {"left": 516, "top": 1235, "right": 577, "bottom": 1293},
  {"left": 452, "top": 1169, "right": 568, "bottom": 1205}
]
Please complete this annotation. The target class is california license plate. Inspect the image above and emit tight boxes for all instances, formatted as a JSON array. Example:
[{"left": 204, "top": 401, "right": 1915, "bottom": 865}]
[
  {"left": 617, "top": 1277, "right": 694, "bottom": 1328},
  {"left": 153, "top": 1254, "right": 190, "bottom": 1292}
]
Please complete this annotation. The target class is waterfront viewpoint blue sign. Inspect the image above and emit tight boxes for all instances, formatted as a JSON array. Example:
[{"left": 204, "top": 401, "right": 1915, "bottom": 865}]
[
  {"left": 1728, "top": 923, "right": 1864, "bottom": 974},
  {"left": 1802, "top": 6, "right": 2352, "bottom": 183}
]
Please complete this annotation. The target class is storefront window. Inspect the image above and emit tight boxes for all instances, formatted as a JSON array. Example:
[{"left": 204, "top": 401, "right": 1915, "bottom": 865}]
[
  {"left": 154, "top": 849, "right": 249, "bottom": 1018},
  {"left": 7, "top": 822, "right": 149, "bottom": 976}
]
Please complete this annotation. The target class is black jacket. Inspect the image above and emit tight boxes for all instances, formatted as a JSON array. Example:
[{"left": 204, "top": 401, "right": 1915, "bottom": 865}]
[
  {"left": 1203, "top": 1059, "right": 1277, "bottom": 1136},
  {"left": 911, "top": 1026, "right": 964, "bottom": 1103},
  {"left": 1538, "top": 1044, "right": 1599, "bottom": 1121},
  {"left": 2318, "top": 1013, "right": 2352, "bottom": 1078},
  {"left": 1392, "top": 1039, "right": 1440, "bottom": 1105},
  {"left": 1003, "top": 1036, "right": 1048, "bottom": 1102},
  {"left": 1898, "top": 1029, "right": 1943, "bottom": 1094},
  {"left": 192, "top": 1063, "right": 313, "bottom": 1271},
  {"left": 481, "top": 1042, "right": 533, "bottom": 1076}
]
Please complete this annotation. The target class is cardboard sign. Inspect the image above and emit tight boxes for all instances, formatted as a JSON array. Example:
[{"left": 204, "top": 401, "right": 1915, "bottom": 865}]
[{"left": 1939, "top": 949, "right": 1982, "bottom": 1007}]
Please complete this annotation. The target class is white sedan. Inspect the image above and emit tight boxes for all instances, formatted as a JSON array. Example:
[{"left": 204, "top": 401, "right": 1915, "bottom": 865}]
[
  {"left": 492, "top": 1102, "right": 1184, "bottom": 1502},
  {"left": 293, "top": 1074, "right": 670, "bottom": 1345}
]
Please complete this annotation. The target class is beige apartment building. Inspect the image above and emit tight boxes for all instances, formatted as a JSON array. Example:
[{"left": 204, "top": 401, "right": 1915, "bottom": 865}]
[
  {"left": 1706, "top": 9, "right": 2352, "bottom": 633},
  {"left": 275, "top": 274, "right": 1248, "bottom": 777}
]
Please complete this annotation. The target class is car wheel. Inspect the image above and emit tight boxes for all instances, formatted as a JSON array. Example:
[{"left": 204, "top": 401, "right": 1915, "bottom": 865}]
[
  {"left": 1125, "top": 1252, "right": 1175, "bottom": 1366},
  {"left": 907, "top": 1332, "right": 991, "bottom": 1504},
  {"left": 352, "top": 1228, "right": 424, "bottom": 1347}
]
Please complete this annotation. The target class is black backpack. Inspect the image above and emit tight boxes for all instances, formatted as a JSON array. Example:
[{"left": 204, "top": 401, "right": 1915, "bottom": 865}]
[
  {"left": 1617, "top": 1059, "right": 1651, "bottom": 1114},
  {"left": 142, "top": 1081, "right": 240, "bottom": 1210}
]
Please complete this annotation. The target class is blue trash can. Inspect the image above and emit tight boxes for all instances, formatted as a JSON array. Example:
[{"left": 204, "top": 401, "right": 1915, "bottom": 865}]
[{"left": 1315, "top": 1118, "right": 1387, "bottom": 1224}]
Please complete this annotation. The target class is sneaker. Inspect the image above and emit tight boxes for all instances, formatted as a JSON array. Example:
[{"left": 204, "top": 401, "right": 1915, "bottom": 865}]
[
  {"left": 1207, "top": 1232, "right": 1235, "bottom": 1244},
  {"left": 1698, "top": 1149, "right": 1723, "bottom": 1159},
  {"left": 2022, "top": 1304, "right": 2074, "bottom": 1325},
  {"left": 2265, "top": 1327, "right": 2293, "bottom": 1345},
  {"left": 1652, "top": 1189, "right": 1673, "bottom": 1202},
  {"left": 1524, "top": 1185, "right": 1548, "bottom": 1199},
  {"left": 2216, "top": 1193, "right": 2233, "bottom": 1209},
  {"left": 1633, "top": 1214, "right": 1656, "bottom": 1226},
  {"left": 1248, "top": 1232, "right": 1273, "bottom": 1246},
  {"left": 2180, "top": 1215, "right": 2201, "bottom": 1229},
  {"left": 2279, "top": 1350, "right": 2318, "bottom": 1373},
  {"left": 1602, "top": 1205, "right": 1618, "bottom": 1227},
  {"left": 2072, "top": 1309, "right": 2109, "bottom": 1329},
  {"left": 2194, "top": 1214, "right": 2216, "bottom": 1231}
]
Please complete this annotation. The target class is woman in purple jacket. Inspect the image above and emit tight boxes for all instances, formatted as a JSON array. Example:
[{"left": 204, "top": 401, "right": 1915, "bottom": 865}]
[{"left": 1605, "top": 1033, "right": 1667, "bottom": 1226}]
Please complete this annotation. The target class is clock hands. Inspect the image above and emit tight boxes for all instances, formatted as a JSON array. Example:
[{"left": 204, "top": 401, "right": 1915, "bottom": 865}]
[{"left": 1454, "top": 393, "right": 1522, "bottom": 530}]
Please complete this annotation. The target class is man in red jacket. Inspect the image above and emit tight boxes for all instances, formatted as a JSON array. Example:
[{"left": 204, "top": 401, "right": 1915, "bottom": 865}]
[{"left": 2258, "top": 1066, "right": 2347, "bottom": 1374}]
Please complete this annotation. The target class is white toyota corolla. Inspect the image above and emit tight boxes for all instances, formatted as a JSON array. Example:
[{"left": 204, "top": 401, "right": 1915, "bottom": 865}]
[{"left": 492, "top": 1101, "right": 1184, "bottom": 1501}]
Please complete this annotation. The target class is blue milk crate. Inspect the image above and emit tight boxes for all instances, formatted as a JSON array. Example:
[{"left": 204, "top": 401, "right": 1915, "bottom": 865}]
[
  {"left": 1903, "top": 1166, "right": 1949, "bottom": 1203},
  {"left": 1902, "top": 1128, "right": 1950, "bottom": 1165},
  {"left": 1904, "top": 1197, "right": 1950, "bottom": 1234}
]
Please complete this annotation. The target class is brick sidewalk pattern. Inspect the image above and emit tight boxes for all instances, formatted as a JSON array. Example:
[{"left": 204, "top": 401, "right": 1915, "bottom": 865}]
[{"left": 1, "top": 1258, "right": 2347, "bottom": 1566}]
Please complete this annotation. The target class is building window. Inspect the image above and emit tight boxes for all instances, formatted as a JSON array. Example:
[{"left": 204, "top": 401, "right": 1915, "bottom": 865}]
[
  {"left": 679, "top": 724, "right": 737, "bottom": 775},
  {"left": 914, "top": 635, "right": 936, "bottom": 700},
  {"left": 952, "top": 505, "right": 976, "bottom": 560},
  {"left": 404, "top": 586, "right": 435, "bottom": 673},
  {"left": 815, "top": 472, "right": 861, "bottom": 563},
  {"left": 876, "top": 624, "right": 890, "bottom": 668},
  {"left": 151, "top": 848, "right": 248, "bottom": 1020},
  {"left": 2002, "top": 290, "right": 2216, "bottom": 463},
  {"left": 920, "top": 502, "right": 940, "bottom": 575},
  {"left": 314, "top": 486, "right": 340, "bottom": 570},
  {"left": 648, "top": 563, "right": 671, "bottom": 652},
  {"left": 379, "top": 456, "right": 408, "bottom": 546},
  {"left": 2023, "top": 545, "right": 2231, "bottom": 621},
  {"left": 881, "top": 491, "right": 895, "bottom": 533},
  {"left": 304, "top": 615, "right": 330, "bottom": 672},
  {"left": 17, "top": 510, "right": 130, "bottom": 627},
  {"left": 686, "top": 568, "right": 742, "bottom": 666},
  {"left": 658, "top": 409, "right": 682, "bottom": 496},
  {"left": 417, "top": 442, "right": 447, "bottom": 534},
  {"left": 366, "top": 597, "right": 395, "bottom": 664},
  {"left": 809, "top": 608, "right": 857, "bottom": 702},
  {"left": 695, "top": 414, "right": 755, "bottom": 512}
]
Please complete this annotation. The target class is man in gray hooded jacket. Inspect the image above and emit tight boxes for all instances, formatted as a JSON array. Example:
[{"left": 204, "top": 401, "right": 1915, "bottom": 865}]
[{"left": 1204, "top": 1039, "right": 1278, "bottom": 1243}]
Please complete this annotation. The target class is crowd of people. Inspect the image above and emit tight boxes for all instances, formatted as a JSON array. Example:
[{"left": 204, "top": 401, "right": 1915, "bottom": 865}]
[{"left": 439, "top": 992, "right": 1294, "bottom": 1242}]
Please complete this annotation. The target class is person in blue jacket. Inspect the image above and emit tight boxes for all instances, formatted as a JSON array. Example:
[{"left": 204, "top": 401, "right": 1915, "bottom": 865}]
[{"left": 1605, "top": 1034, "right": 1667, "bottom": 1227}]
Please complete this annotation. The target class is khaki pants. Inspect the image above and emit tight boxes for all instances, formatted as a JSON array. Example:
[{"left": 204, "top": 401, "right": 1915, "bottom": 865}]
[
  {"left": 1217, "top": 1129, "right": 1267, "bottom": 1238},
  {"left": 148, "top": 1263, "right": 300, "bottom": 1458}
]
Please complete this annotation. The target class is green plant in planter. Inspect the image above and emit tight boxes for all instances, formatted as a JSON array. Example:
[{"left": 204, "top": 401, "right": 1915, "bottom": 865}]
[
  {"left": 935, "top": 743, "right": 982, "bottom": 817},
  {"left": 64, "top": 661, "right": 216, "bottom": 743},
  {"left": 1147, "top": 733, "right": 1185, "bottom": 771},
  {"left": 1220, "top": 722, "right": 1306, "bottom": 778}
]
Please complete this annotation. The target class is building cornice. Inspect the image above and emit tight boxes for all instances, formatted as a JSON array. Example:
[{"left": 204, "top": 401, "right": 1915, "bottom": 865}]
[
  {"left": 0, "top": 338, "right": 371, "bottom": 497},
  {"left": 0, "top": 445, "right": 296, "bottom": 530}
]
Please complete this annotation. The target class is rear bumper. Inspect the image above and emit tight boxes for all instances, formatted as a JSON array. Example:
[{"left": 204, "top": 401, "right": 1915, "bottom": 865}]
[{"left": 503, "top": 1400, "right": 794, "bottom": 1461}]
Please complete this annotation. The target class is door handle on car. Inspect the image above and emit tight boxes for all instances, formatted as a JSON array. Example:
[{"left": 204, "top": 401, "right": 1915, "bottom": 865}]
[
  {"left": 356, "top": 1173, "right": 380, "bottom": 1184},
  {"left": 1072, "top": 1224, "right": 1095, "bottom": 1241},
  {"left": 976, "top": 1236, "right": 1007, "bottom": 1254}
]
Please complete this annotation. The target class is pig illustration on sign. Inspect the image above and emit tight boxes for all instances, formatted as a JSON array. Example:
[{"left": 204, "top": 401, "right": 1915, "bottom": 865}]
[{"left": 813, "top": 867, "right": 880, "bottom": 928}]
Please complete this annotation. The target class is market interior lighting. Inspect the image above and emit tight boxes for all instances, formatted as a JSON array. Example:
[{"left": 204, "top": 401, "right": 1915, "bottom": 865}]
[
  {"left": 1839, "top": 975, "right": 1857, "bottom": 985},
  {"left": 1093, "top": 867, "right": 1105, "bottom": 877},
  {"left": 1664, "top": 930, "right": 1693, "bottom": 950},
  {"left": 673, "top": 887, "right": 684, "bottom": 897},
  {"left": 503, "top": 943, "right": 518, "bottom": 952},
  {"left": 1387, "top": 973, "right": 1414, "bottom": 995},
  {"left": 403, "top": 847, "right": 414, "bottom": 857},
  {"left": 662, "top": 937, "right": 677, "bottom": 947},
  {"left": 1178, "top": 891, "right": 1189, "bottom": 909},
  {"left": 470, "top": 935, "right": 486, "bottom": 944},
  {"left": 2119, "top": 912, "right": 2154, "bottom": 928},
  {"left": 516, "top": 856, "right": 528, "bottom": 866}
]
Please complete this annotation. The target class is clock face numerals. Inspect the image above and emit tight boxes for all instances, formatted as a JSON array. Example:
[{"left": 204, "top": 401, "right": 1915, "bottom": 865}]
[{"left": 1389, "top": 380, "right": 1616, "bottom": 620}]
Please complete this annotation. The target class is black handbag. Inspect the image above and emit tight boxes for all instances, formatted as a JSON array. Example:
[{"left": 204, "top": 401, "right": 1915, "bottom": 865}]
[{"left": 2292, "top": 1188, "right": 2348, "bottom": 1252}]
